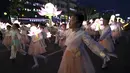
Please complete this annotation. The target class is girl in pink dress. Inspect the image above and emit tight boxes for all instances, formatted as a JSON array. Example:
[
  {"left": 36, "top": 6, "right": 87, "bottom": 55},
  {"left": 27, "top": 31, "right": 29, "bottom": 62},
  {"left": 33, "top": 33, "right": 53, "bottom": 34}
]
[
  {"left": 58, "top": 13, "right": 115, "bottom": 73},
  {"left": 2, "top": 25, "right": 12, "bottom": 50},
  {"left": 28, "top": 23, "right": 47, "bottom": 68}
]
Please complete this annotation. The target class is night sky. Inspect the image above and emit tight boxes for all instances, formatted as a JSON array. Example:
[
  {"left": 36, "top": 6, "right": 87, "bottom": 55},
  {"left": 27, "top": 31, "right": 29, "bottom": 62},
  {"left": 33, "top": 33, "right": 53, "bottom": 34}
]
[
  {"left": 78, "top": 0, "right": 130, "bottom": 18},
  {"left": 0, "top": 0, "right": 130, "bottom": 18}
]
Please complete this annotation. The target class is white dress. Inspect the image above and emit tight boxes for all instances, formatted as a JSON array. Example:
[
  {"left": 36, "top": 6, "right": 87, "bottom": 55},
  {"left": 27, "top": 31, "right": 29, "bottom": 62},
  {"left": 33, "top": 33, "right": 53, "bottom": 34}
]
[
  {"left": 10, "top": 30, "right": 22, "bottom": 59},
  {"left": 99, "top": 26, "right": 115, "bottom": 52},
  {"left": 58, "top": 29, "right": 106, "bottom": 73}
]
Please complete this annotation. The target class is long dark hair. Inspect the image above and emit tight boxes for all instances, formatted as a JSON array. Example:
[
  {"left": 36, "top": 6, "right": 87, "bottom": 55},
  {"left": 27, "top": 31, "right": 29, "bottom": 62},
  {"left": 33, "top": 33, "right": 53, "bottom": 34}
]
[{"left": 72, "top": 13, "right": 84, "bottom": 28}]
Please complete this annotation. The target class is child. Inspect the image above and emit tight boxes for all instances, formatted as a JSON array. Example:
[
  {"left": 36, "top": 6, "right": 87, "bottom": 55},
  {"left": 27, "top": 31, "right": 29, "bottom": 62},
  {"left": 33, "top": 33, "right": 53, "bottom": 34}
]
[
  {"left": 28, "top": 23, "right": 47, "bottom": 68},
  {"left": 2, "top": 25, "right": 12, "bottom": 50}
]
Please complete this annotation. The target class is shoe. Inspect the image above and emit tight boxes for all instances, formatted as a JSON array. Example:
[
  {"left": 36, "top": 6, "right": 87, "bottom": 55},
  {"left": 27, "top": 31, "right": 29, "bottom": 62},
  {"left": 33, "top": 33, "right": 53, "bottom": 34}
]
[
  {"left": 102, "top": 56, "right": 110, "bottom": 69},
  {"left": 32, "top": 64, "right": 39, "bottom": 69},
  {"left": 102, "top": 63, "right": 107, "bottom": 69},
  {"left": 107, "top": 53, "right": 118, "bottom": 58},
  {"left": 20, "top": 50, "right": 27, "bottom": 55},
  {"left": 10, "top": 56, "right": 15, "bottom": 59},
  {"left": 21, "top": 52, "right": 27, "bottom": 55}
]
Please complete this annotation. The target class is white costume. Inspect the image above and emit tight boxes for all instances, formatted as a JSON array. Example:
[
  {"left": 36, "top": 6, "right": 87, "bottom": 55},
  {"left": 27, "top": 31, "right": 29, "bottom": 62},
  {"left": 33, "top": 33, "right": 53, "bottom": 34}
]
[
  {"left": 58, "top": 29, "right": 107, "bottom": 73},
  {"left": 99, "top": 26, "right": 115, "bottom": 52},
  {"left": 10, "top": 29, "right": 22, "bottom": 59}
]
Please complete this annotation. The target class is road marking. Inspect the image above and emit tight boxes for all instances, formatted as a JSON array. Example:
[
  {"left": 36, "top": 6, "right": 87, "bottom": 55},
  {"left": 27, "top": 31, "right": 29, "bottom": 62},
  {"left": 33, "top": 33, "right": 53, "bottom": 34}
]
[{"left": 46, "top": 49, "right": 64, "bottom": 57}]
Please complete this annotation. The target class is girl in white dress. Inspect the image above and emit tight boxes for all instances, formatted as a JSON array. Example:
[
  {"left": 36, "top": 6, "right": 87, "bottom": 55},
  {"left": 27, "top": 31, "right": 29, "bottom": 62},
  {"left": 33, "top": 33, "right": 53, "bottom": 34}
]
[
  {"left": 10, "top": 24, "right": 26, "bottom": 59},
  {"left": 99, "top": 15, "right": 117, "bottom": 67},
  {"left": 58, "top": 13, "right": 114, "bottom": 73},
  {"left": 99, "top": 15, "right": 116, "bottom": 53}
]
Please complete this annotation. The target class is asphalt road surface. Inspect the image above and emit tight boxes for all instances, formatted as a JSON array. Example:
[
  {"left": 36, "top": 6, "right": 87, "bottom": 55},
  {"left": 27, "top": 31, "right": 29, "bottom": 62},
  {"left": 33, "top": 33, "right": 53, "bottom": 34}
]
[{"left": 0, "top": 33, "right": 130, "bottom": 73}]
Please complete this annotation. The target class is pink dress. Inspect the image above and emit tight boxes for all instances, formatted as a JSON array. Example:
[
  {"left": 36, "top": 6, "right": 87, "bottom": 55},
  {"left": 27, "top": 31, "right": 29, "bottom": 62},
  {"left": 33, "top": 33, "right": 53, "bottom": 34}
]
[
  {"left": 58, "top": 29, "right": 106, "bottom": 73},
  {"left": 28, "top": 26, "right": 46, "bottom": 56},
  {"left": 2, "top": 30, "right": 12, "bottom": 47}
]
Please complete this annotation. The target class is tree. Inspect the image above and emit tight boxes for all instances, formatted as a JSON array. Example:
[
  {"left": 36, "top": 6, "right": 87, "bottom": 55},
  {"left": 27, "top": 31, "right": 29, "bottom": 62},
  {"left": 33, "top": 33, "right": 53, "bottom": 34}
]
[{"left": 9, "top": 0, "right": 24, "bottom": 16}]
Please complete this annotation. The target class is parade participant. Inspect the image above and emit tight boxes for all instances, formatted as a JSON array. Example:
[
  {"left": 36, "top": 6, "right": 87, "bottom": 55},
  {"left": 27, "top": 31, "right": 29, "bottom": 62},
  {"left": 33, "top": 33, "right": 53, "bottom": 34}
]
[
  {"left": 58, "top": 13, "right": 113, "bottom": 73},
  {"left": 90, "top": 18, "right": 103, "bottom": 41},
  {"left": 10, "top": 24, "right": 26, "bottom": 60},
  {"left": 28, "top": 23, "right": 47, "bottom": 68},
  {"left": 0, "top": 30, "right": 3, "bottom": 41},
  {"left": 2, "top": 25, "right": 12, "bottom": 50},
  {"left": 55, "top": 23, "right": 67, "bottom": 48},
  {"left": 99, "top": 14, "right": 117, "bottom": 62},
  {"left": 111, "top": 18, "right": 122, "bottom": 43},
  {"left": 20, "top": 24, "right": 30, "bottom": 50},
  {"left": 39, "top": 22, "right": 51, "bottom": 43},
  {"left": 39, "top": 23, "right": 48, "bottom": 49}
]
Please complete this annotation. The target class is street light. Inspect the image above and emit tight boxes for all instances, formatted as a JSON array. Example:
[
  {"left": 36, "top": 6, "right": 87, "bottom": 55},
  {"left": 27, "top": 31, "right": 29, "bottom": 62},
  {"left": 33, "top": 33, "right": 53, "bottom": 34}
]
[
  {"left": 115, "top": 14, "right": 120, "bottom": 16},
  {"left": 22, "top": 14, "right": 24, "bottom": 17},
  {"left": 127, "top": 17, "right": 130, "bottom": 19},
  {"left": 4, "top": 12, "right": 7, "bottom": 16}
]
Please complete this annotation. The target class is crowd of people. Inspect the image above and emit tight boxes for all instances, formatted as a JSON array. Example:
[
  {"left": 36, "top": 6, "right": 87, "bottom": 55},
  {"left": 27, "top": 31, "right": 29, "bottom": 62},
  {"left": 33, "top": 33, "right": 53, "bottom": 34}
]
[{"left": 0, "top": 12, "right": 128, "bottom": 73}]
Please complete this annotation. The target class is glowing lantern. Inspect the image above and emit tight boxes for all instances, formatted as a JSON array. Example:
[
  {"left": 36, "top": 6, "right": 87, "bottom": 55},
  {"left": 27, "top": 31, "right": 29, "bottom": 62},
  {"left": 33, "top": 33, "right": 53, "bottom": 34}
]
[
  {"left": 109, "top": 15, "right": 115, "bottom": 24},
  {"left": 91, "top": 19, "right": 104, "bottom": 31},
  {"left": 13, "top": 20, "right": 21, "bottom": 25},
  {"left": 38, "top": 3, "right": 62, "bottom": 26},
  {"left": 82, "top": 21, "right": 87, "bottom": 26},
  {"left": 47, "top": 32, "right": 52, "bottom": 38},
  {"left": 38, "top": 3, "right": 62, "bottom": 17}
]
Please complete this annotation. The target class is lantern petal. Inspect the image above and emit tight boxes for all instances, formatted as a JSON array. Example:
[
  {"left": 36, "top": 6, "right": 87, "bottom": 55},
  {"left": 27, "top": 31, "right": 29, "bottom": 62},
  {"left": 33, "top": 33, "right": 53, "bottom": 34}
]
[
  {"left": 38, "top": 8, "right": 48, "bottom": 16},
  {"left": 55, "top": 11, "right": 62, "bottom": 16}
]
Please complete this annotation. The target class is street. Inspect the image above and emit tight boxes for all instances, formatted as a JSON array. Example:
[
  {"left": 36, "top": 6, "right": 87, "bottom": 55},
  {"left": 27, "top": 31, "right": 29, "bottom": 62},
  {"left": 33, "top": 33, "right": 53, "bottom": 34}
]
[{"left": 0, "top": 32, "right": 130, "bottom": 73}]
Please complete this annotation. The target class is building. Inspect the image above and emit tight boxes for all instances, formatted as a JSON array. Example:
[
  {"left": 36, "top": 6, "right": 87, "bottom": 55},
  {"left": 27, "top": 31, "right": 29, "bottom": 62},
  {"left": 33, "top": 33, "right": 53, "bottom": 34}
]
[{"left": 9, "top": 0, "right": 80, "bottom": 22}]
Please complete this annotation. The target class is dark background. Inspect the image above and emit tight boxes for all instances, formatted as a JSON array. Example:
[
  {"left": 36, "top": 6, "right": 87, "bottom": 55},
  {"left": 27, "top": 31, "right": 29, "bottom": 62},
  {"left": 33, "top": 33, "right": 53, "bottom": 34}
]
[{"left": 0, "top": 0, "right": 130, "bottom": 18}]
